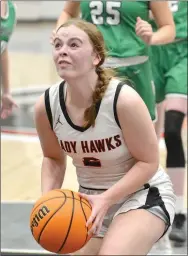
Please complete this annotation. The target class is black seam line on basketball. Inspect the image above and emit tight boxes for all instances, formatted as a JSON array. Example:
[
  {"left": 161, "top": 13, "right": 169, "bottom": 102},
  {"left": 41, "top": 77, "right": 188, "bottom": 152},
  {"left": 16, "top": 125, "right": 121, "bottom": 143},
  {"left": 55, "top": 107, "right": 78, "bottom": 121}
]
[
  {"left": 37, "top": 195, "right": 67, "bottom": 244},
  {"left": 56, "top": 190, "right": 92, "bottom": 210},
  {"left": 31, "top": 196, "right": 65, "bottom": 216},
  {"left": 31, "top": 195, "right": 91, "bottom": 216},
  {"left": 80, "top": 197, "right": 89, "bottom": 246},
  {"left": 68, "top": 197, "right": 91, "bottom": 210},
  {"left": 57, "top": 191, "right": 75, "bottom": 253}
]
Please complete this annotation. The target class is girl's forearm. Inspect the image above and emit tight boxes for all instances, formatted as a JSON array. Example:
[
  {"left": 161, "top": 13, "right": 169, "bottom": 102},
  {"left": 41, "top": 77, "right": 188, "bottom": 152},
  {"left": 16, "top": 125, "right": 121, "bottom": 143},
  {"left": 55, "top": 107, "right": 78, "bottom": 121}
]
[
  {"left": 41, "top": 157, "right": 66, "bottom": 195},
  {"left": 150, "top": 25, "right": 175, "bottom": 45},
  {"left": 102, "top": 161, "right": 158, "bottom": 204},
  {"left": 55, "top": 2, "right": 80, "bottom": 30},
  {"left": 56, "top": 11, "right": 72, "bottom": 30}
]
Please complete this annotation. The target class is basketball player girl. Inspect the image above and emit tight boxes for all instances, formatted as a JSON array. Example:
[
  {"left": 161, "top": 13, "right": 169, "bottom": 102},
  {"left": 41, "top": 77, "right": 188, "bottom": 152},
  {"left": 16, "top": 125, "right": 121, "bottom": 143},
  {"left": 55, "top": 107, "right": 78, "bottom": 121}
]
[
  {"left": 35, "top": 19, "right": 176, "bottom": 255},
  {"left": 1, "top": 0, "right": 18, "bottom": 119},
  {"left": 149, "top": 1, "right": 187, "bottom": 246},
  {"left": 51, "top": 1, "right": 175, "bottom": 122}
]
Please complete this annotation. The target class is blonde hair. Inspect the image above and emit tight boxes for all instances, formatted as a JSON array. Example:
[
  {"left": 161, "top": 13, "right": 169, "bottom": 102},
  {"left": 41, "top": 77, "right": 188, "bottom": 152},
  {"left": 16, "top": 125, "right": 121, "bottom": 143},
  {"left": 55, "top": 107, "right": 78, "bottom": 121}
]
[{"left": 57, "top": 19, "right": 115, "bottom": 127}]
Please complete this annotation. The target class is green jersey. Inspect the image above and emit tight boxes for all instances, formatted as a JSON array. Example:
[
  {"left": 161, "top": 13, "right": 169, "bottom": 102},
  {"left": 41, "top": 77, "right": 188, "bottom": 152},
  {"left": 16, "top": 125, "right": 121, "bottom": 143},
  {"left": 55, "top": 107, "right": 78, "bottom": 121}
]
[
  {"left": 150, "top": 1, "right": 187, "bottom": 39},
  {"left": 80, "top": 1, "right": 150, "bottom": 58},
  {"left": 0, "top": 1, "right": 16, "bottom": 53}
]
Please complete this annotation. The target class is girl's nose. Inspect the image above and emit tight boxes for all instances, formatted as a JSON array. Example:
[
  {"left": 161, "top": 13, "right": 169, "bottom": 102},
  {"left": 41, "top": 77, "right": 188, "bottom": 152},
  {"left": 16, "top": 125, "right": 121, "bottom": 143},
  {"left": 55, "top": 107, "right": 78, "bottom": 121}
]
[{"left": 59, "top": 45, "right": 68, "bottom": 56}]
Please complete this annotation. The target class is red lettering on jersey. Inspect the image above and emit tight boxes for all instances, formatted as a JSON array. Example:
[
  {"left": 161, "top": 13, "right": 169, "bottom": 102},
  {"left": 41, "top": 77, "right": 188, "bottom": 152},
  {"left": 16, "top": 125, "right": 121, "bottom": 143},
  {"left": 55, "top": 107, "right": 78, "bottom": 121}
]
[
  {"left": 60, "top": 140, "right": 65, "bottom": 151},
  {"left": 81, "top": 141, "right": 89, "bottom": 153},
  {"left": 114, "top": 135, "right": 122, "bottom": 147},
  {"left": 70, "top": 141, "right": 77, "bottom": 153},
  {"left": 60, "top": 134, "right": 122, "bottom": 154},
  {"left": 105, "top": 137, "right": 116, "bottom": 150},
  {"left": 94, "top": 139, "right": 105, "bottom": 152},
  {"left": 60, "top": 140, "right": 77, "bottom": 153},
  {"left": 90, "top": 140, "right": 98, "bottom": 153},
  {"left": 65, "top": 141, "right": 71, "bottom": 153}
]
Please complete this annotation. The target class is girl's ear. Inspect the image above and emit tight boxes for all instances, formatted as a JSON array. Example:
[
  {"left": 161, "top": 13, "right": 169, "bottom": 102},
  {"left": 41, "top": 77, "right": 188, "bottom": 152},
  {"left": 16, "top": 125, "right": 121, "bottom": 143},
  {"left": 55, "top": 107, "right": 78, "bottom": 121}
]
[{"left": 92, "top": 51, "right": 101, "bottom": 67}]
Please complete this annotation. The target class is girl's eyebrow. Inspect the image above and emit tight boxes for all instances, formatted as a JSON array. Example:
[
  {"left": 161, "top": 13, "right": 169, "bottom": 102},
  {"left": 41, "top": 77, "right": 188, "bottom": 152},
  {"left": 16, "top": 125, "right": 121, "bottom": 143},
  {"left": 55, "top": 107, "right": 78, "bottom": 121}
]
[
  {"left": 53, "top": 36, "right": 83, "bottom": 45},
  {"left": 53, "top": 37, "right": 60, "bottom": 42},
  {"left": 55, "top": 36, "right": 83, "bottom": 42},
  {"left": 69, "top": 37, "right": 83, "bottom": 43}
]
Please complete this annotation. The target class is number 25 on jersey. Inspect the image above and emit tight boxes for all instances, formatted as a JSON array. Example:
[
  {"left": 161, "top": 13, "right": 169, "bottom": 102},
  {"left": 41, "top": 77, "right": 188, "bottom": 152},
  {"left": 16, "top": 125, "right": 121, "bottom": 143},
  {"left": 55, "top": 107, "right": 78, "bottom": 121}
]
[{"left": 89, "top": 1, "right": 121, "bottom": 25}]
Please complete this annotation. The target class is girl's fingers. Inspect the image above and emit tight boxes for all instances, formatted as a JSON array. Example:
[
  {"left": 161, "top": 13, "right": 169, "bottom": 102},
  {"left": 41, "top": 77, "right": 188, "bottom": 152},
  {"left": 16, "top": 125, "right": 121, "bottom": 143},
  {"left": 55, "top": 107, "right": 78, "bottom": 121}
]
[
  {"left": 95, "top": 221, "right": 103, "bottom": 236},
  {"left": 78, "top": 192, "right": 90, "bottom": 201},
  {"left": 13, "top": 102, "right": 18, "bottom": 108},
  {"left": 139, "top": 32, "right": 153, "bottom": 39},
  {"left": 136, "top": 23, "right": 152, "bottom": 34},
  {"left": 86, "top": 210, "right": 97, "bottom": 227},
  {"left": 136, "top": 27, "right": 152, "bottom": 35},
  {"left": 88, "top": 211, "right": 105, "bottom": 235},
  {"left": 136, "top": 21, "right": 150, "bottom": 31},
  {"left": 1, "top": 110, "right": 6, "bottom": 119},
  {"left": 88, "top": 216, "right": 99, "bottom": 235}
]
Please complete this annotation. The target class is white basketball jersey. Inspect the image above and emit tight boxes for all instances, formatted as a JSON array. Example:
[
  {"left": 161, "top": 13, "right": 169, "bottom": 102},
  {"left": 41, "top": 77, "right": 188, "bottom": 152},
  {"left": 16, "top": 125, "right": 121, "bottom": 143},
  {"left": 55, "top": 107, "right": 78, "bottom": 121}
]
[{"left": 45, "top": 78, "right": 157, "bottom": 189}]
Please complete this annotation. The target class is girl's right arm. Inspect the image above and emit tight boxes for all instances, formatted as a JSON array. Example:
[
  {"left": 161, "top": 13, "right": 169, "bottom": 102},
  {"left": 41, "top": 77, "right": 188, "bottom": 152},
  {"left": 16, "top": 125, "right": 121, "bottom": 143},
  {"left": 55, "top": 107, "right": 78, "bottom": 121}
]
[
  {"left": 34, "top": 94, "right": 67, "bottom": 195},
  {"left": 56, "top": 1, "right": 80, "bottom": 30}
]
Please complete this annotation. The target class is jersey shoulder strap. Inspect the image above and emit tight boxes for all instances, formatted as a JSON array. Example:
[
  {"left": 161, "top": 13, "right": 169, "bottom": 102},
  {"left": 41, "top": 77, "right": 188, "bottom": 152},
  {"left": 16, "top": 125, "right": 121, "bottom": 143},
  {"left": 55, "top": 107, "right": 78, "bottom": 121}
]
[{"left": 44, "top": 80, "right": 65, "bottom": 129}]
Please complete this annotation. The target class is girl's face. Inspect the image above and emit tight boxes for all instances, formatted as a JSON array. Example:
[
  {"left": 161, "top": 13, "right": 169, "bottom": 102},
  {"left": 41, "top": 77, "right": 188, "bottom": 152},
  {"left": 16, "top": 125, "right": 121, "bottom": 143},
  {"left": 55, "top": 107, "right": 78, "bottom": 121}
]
[{"left": 53, "top": 25, "right": 100, "bottom": 80}]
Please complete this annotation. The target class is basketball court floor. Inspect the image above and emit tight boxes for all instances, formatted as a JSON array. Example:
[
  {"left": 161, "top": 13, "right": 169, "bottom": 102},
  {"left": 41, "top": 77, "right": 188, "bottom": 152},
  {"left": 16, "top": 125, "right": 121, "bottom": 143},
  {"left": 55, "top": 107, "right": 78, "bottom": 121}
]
[{"left": 1, "top": 21, "right": 187, "bottom": 256}]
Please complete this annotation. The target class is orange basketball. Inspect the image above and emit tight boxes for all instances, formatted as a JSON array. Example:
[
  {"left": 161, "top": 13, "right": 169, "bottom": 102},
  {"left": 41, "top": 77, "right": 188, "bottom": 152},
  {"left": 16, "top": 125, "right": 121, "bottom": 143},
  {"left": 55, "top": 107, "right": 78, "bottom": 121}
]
[{"left": 30, "top": 189, "right": 92, "bottom": 254}]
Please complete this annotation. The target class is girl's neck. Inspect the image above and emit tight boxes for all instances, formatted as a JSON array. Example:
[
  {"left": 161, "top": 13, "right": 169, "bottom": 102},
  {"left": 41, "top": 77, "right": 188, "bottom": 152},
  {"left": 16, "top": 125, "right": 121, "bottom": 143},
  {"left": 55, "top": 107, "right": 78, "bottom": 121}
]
[{"left": 65, "top": 72, "right": 98, "bottom": 108}]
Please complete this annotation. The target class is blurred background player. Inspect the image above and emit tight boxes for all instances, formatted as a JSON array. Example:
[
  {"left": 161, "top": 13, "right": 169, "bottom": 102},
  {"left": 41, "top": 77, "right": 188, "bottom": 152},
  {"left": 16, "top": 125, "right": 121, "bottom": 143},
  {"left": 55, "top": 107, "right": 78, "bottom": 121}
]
[
  {"left": 52, "top": 0, "right": 175, "bottom": 123},
  {"left": 1, "top": 0, "right": 18, "bottom": 119},
  {"left": 149, "top": 0, "right": 187, "bottom": 247}
]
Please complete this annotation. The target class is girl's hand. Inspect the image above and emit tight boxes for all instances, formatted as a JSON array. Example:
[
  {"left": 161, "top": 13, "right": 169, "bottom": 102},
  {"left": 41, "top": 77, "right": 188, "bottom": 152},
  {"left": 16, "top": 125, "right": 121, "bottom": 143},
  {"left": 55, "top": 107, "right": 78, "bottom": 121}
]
[
  {"left": 1, "top": 93, "right": 18, "bottom": 119},
  {"left": 78, "top": 192, "right": 113, "bottom": 236},
  {"left": 135, "top": 17, "right": 153, "bottom": 45}
]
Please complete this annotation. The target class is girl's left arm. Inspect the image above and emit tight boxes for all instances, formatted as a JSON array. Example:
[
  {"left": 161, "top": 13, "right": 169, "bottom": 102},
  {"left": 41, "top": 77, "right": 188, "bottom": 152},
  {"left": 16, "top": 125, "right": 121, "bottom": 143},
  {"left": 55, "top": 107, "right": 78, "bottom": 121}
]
[{"left": 102, "top": 85, "right": 159, "bottom": 203}]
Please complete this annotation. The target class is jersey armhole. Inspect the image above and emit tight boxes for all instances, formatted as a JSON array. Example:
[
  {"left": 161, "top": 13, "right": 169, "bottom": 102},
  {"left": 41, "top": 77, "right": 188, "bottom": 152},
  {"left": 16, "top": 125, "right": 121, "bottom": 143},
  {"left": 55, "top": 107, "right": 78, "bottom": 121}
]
[
  {"left": 148, "top": 1, "right": 151, "bottom": 10},
  {"left": 113, "top": 81, "right": 126, "bottom": 129},
  {"left": 44, "top": 88, "right": 53, "bottom": 130}
]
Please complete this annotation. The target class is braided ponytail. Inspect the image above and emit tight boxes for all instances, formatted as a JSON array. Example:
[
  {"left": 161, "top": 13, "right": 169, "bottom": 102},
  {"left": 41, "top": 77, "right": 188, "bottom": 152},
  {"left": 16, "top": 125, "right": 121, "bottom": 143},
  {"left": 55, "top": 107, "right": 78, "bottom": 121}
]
[{"left": 84, "top": 67, "right": 115, "bottom": 127}]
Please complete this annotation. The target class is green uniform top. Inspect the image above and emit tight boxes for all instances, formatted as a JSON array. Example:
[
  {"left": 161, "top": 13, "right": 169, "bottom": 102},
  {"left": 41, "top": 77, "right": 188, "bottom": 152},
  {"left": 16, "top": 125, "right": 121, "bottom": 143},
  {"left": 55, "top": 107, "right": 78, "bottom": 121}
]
[
  {"left": 80, "top": 0, "right": 150, "bottom": 58},
  {"left": 150, "top": 1, "right": 187, "bottom": 39},
  {"left": 0, "top": 0, "right": 16, "bottom": 53}
]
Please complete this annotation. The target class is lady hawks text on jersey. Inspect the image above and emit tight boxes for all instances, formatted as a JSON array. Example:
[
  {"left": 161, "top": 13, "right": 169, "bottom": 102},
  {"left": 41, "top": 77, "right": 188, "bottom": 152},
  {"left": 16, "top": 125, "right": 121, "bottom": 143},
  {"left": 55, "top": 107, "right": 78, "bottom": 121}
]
[{"left": 59, "top": 134, "right": 122, "bottom": 154}]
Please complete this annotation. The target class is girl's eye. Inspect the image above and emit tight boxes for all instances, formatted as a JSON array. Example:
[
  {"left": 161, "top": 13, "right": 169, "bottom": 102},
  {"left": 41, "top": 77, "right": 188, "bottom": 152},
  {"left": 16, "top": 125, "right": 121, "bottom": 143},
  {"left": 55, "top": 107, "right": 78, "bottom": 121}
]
[
  {"left": 54, "top": 42, "right": 61, "bottom": 49},
  {"left": 71, "top": 43, "right": 78, "bottom": 48}
]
